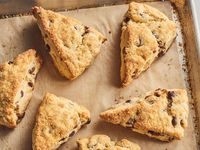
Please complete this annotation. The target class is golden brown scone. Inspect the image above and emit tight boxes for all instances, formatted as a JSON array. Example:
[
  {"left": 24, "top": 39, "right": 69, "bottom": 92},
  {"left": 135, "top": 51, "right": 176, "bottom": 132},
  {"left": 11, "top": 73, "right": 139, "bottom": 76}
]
[
  {"left": 32, "top": 93, "right": 91, "bottom": 150},
  {"left": 100, "top": 89, "right": 189, "bottom": 142},
  {"left": 77, "top": 134, "right": 140, "bottom": 150},
  {"left": 32, "top": 6, "right": 106, "bottom": 80},
  {"left": 120, "top": 2, "right": 176, "bottom": 87},
  {"left": 120, "top": 21, "right": 159, "bottom": 87},
  {"left": 0, "top": 49, "right": 42, "bottom": 128}
]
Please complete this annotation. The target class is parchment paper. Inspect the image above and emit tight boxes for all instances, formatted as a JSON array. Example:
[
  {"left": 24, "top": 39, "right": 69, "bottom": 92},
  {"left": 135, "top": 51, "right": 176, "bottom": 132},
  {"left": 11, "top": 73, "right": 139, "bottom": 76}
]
[{"left": 0, "top": 1, "right": 197, "bottom": 150}]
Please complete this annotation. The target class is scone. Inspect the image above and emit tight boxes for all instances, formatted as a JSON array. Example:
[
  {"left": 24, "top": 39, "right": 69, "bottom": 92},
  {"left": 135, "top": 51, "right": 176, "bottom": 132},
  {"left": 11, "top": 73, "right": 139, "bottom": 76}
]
[
  {"left": 0, "top": 49, "right": 42, "bottom": 128},
  {"left": 77, "top": 134, "right": 140, "bottom": 150},
  {"left": 32, "top": 93, "right": 91, "bottom": 150},
  {"left": 100, "top": 89, "right": 189, "bottom": 141},
  {"left": 32, "top": 6, "right": 106, "bottom": 80},
  {"left": 120, "top": 2, "right": 176, "bottom": 87}
]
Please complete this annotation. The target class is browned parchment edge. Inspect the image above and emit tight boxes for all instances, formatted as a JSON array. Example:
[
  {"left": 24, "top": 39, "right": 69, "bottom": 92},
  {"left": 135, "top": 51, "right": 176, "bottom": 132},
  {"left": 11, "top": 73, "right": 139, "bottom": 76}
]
[
  {"left": 174, "top": 0, "right": 200, "bottom": 145},
  {"left": 0, "top": 0, "right": 199, "bottom": 146}
]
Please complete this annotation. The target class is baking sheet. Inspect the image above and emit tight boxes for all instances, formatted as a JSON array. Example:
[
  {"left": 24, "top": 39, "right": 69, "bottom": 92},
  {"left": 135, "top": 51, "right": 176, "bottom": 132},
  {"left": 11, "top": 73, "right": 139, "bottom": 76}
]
[{"left": 0, "top": 1, "right": 198, "bottom": 150}]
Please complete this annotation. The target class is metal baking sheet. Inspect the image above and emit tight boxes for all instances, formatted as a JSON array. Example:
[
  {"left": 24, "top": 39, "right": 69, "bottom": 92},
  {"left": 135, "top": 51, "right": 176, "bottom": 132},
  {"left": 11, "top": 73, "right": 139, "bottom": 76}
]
[{"left": 0, "top": 0, "right": 199, "bottom": 150}]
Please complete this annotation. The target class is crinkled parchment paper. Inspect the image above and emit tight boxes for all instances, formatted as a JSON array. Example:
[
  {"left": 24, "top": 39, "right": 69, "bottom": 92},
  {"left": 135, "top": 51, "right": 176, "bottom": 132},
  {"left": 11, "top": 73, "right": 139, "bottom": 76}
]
[{"left": 0, "top": 1, "right": 197, "bottom": 150}]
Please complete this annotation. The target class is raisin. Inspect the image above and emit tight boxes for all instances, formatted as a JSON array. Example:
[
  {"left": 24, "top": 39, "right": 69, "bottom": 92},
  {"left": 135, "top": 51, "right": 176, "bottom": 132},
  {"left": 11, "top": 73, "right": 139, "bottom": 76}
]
[
  {"left": 148, "top": 130, "right": 163, "bottom": 136},
  {"left": 158, "top": 51, "right": 164, "bottom": 57},
  {"left": 16, "top": 112, "right": 25, "bottom": 124},
  {"left": 86, "top": 119, "right": 91, "bottom": 124},
  {"left": 167, "top": 92, "right": 175, "bottom": 116},
  {"left": 124, "top": 16, "right": 130, "bottom": 23},
  {"left": 123, "top": 47, "right": 127, "bottom": 55},
  {"left": 85, "top": 26, "right": 89, "bottom": 30},
  {"left": 136, "top": 110, "right": 140, "bottom": 115},
  {"left": 8, "top": 61, "right": 13, "bottom": 64},
  {"left": 152, "top": 31, "right": 159, "bottom": 38},
  {"left": 108, "top": 30, "right": 111, "bottom": 34},
  {"left": 74, "top": 26, "right": 78, "bottom": 30},
  {"left": 59, "top": 137, "right": 66, "bottom": 142},
  {"left": 139, "top": 13, "right": 144, "bottom": 17},
  {"left": 125, "top": 100, "right": 131, "bottom": 103},
  {"left": 28, "top": 82, "right": 33, "bottom": 87},
  {"left": 154, "top": 92, "right": 160, "bottom": 97},
  {"left": 20, "top": 90, "right": 24, "bottom": 97},
  {"left": 136, "top": 36, "right": 144, "bottom": 47},
  {"left": 126, "top": 118, "right": 136, "bottom": 128},
  {"left": 69, "top": 131, "right": 75, "bottom": 137},
  {"left": 153, "top": 49, "right": 157, "bottom": 53},
  {"left": 180, "top": 119, "right": 185, "bottom": 127},
  {"left": 82, "top": 26, "right": 90, "bottom": 36},
  {"left": 49, "top": 19, "right": 54, "bottom": 23},
  {"left": 168, "top": 136, "right": 175, "bottom": 141},
  {"left": 172, "top": 116, "right": 177, "bottom": 127},
  {"left": 29, "top": 67, "right": 35, "bottom": 74},
  {"left": 167, "top": 91, "right": 175, "bottom": 100},
  {"left": 46, "top": 44, "right": 50, "bottom": 51}
]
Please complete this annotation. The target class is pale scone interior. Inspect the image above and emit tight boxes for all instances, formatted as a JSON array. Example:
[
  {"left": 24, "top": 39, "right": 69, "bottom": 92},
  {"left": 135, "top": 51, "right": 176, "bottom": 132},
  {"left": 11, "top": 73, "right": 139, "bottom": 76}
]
[
  {"left": 77, "top": 134, "right": 141, "bottom": 150},
  {"left": 100, "top": 89, "right": 189, "bottom": 141},
  {"left": 0, "top": 49, "right": 42, "bottom": 128},
  {"left": 32, "top": 93, "right": 91, "bottom": 150},
  {"left": 32, "top": 6, "right": 106, "bottom": 80}
]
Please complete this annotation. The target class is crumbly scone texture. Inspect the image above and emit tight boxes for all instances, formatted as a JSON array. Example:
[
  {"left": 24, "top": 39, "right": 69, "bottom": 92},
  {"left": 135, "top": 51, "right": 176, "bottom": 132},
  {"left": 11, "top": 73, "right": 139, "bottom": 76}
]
[
  {"left": 32, "top": 6, "right": 106, "bottom": 80},
  {"left": 77, "top": 134, "right": 140, "bottom": 150},
  {"left": 120, "top": 2, "right": 176, "bottom": 87},
  {"left": 100, "top": 89, "right": 189, "bottom": 141},
  {"left": 32, "top": 93, "right": 91, "bottom": 150},
  {"left": 0, "top": 49, "right": 42, "bottom": 128}
]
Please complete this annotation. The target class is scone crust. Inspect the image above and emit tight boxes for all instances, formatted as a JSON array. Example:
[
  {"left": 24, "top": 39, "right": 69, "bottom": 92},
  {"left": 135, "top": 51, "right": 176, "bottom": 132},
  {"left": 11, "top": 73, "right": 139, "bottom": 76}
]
[
  {"left": 77, "top": 134, "right": 140, "bottom": 150},
  {"left": 32, "top": 6, "right": 106, "bottom": 80},
  {"left": 0, "top": 49, "right": 42, "bottom": 128},
  {"left": 32, "top": 93, "right": 91, "bottom": 150},
  {"left": 100, "top": 89, "right": 189, "bottom": 141},
  {"left": 120, "top": 2, "right": 176, "bottom": 87}
]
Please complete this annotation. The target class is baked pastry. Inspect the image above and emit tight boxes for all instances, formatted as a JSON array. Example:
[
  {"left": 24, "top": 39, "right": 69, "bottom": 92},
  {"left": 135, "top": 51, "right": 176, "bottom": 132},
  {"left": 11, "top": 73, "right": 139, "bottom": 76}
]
[
  {"left": 120, "top": 2, "right": 176, "bottom": 87},
  {"left": 32, "top": 93, "right": 91, "bottom": 150},
  {"left": 100, "top": 89, "right": 189, "bottom": 141},
  {"left": 0, "top": 49, "right": 42, "bottom": 128},
  {"left": 77, "top": 134, "right": 140, "bottom": 150},
  {"left": 32, "top": 6, "right": 106, "bottom": 80}
]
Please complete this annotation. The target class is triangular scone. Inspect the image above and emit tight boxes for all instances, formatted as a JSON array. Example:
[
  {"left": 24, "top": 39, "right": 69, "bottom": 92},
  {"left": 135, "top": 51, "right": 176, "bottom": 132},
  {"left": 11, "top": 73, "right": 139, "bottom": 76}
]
[
  {"left": 0, "top": 49, "right": 42, "bottom": 128},
  {"left": 100, "top": 89, "right": 189, "bottom": 141},
  {"left": 77, "top": 134, "right": 140, "bottom": 150},
  {"left": 32, "top": 93, "right": 91, "bottom": 150},
  {"left": 121, "top": 2, "right": 176, "bottom": 87},
  {"left": 32, "top": 7, "right": 106, "bottom": 80}
]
